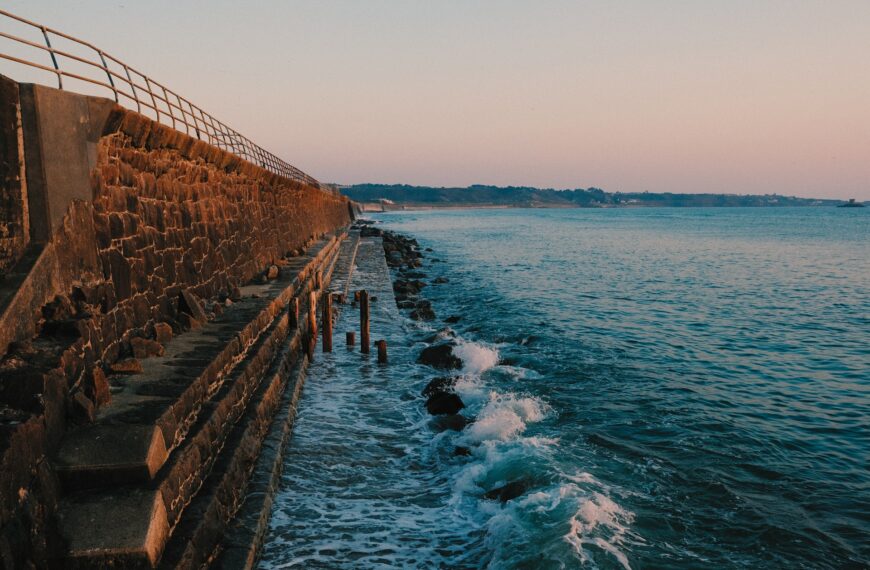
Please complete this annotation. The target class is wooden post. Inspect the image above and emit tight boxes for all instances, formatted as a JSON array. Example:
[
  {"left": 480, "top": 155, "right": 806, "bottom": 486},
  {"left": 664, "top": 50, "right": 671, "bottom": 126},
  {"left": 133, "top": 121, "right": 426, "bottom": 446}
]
[
  {"left": 359, "top": 290, "right": 370, "bottom": 354},
  {"left": 308, "top": 291, "right": 317, "bottom": 344},
  {"left": 288, "top": 297, "right": 299, "bottom": 330},
  {"left": 322, "top": 292, "right": 333, "bottom": 352},
  {"left": 376, "top": 340, "right": 388, "bottom": 364},
  {"left": 315, "top": 269, "right": 323, "bottom": 290},
  {"left": 346, "top": 331, "right": 355, "bottom": 346}
]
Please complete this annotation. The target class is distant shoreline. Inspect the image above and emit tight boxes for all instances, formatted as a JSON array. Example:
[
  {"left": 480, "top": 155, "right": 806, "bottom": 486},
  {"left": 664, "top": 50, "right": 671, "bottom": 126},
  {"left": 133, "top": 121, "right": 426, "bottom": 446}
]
[
  {"left": 358, "top": 202, "right": 854, "bottom": 213},
  {"left": 341, "top": 183, "right": 858, "bottom": 210}
]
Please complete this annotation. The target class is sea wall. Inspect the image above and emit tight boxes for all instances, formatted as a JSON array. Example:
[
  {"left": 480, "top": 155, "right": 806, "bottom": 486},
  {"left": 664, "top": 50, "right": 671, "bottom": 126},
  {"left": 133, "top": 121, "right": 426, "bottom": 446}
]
[
  {"left": 0, "top": 75, "right": 351, "bottom": 567},
  {"left": 0, "top": 75, "right": 28, "bottom": 273}
]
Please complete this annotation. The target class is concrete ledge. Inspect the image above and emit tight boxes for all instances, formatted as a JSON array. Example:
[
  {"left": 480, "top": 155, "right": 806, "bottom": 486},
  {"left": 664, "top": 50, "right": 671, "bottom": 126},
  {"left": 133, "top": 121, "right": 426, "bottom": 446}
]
[
  {"left": 60, "top": 488, "right": 169, "bottom": 569},
  {"left": 54, "top": 424, "right": 167, "bottom": 489}
]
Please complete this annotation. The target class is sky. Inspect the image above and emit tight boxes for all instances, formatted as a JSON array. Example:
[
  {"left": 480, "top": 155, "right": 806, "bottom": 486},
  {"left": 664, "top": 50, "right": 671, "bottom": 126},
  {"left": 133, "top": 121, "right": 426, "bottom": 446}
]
[{"left": 3, "top": 1, "right": 869, "bottom": 199}]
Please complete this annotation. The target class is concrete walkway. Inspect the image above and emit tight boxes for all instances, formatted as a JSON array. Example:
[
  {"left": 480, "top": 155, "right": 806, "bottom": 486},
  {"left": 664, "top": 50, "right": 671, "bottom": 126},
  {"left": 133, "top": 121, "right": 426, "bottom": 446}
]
[{"left": 256, "top": 237, "right": 479, "bottom": 569}]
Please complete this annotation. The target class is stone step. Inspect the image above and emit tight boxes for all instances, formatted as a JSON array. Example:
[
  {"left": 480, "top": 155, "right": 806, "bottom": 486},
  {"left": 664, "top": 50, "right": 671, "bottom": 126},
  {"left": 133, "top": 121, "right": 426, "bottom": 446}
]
[
  {"left": 160, "top": 235, "right": 354, "bottom": 568},
  {"left": 212, "top": 230, "right": 361, "bottom": 569},
  {"left": 156, "top": 239, "right": 344, "bottom": 530},
  {"left": 54, "top": 231, "right": 353, "bottom": 568},
  {"left": 53, "top": 234, "right": 343, "bottom": 492},
  {"left": 58, "top": 488, "right": 168, "bottom": 570}
]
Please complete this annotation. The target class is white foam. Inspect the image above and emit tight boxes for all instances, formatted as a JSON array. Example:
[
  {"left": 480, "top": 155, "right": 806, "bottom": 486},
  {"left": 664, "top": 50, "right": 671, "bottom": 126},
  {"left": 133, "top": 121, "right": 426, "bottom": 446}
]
[
  {"left": 453, "top": 340, "right": 500, "bottom": 374},
  {"left": 462, "top": 392, "right": 550, "bottom": 444},
  {"left": 563, "top": 489, "right": 634, "bottom": 569}
]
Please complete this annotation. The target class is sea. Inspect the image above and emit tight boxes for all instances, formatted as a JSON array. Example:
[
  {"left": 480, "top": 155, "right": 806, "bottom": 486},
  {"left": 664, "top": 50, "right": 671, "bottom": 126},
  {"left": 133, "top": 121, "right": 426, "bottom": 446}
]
[{"left": 258, "top": 207, "right": 868, "bottom": 569}]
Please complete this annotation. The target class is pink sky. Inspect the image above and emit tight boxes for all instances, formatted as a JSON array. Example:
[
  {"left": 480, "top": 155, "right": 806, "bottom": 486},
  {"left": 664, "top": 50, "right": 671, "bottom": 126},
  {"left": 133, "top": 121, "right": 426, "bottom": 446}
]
[{"left": 4, "top": 1, "right": 869, "bottom": 199}]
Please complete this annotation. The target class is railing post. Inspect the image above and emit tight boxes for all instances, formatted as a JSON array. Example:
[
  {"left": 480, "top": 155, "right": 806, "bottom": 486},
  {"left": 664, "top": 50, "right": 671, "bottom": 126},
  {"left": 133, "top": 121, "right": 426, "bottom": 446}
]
[
  {"left": 39, "top": 26, "right": 62, "bottom": 89},
  {"left": 0, "top": 8, "right": 324, "bottom": 186}
]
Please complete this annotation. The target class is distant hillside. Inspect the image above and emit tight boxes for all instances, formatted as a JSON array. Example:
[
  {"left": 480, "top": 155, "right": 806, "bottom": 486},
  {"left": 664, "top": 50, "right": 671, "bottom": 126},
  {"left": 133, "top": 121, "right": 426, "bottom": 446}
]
[{"left": 340, "top": 184, "right": 840, "bottom": 208}]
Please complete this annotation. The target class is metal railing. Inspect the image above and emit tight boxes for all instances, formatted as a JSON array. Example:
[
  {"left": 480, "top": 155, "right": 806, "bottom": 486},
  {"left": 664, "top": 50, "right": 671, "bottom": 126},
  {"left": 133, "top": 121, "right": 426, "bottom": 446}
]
[{"left": 0, "top": 8, "right": 322, "bottom": 188}]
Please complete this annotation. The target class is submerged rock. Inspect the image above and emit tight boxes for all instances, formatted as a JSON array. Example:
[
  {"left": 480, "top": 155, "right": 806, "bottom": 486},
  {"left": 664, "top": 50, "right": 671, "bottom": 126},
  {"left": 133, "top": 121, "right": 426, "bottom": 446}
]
[
  {"left": 418, "top": 342, "right": 462, "bottom": 370},
  {"left": 484, "top": 480, "right": 530, "bottom": 503},
  {"left": 421, "top": 376, "right": 458, "bottom": 398},
  {"left": 421, "top": 328, "right": 456, "bottom": 344},
  {"left": 454, "top": 446, "right": 472, "bottom": 457},
  {"left": 430, "top": 414, "right": 470, "bottom": 432},
  {"left": 410, "top": 305, "right": 436, "bottom": 321}
]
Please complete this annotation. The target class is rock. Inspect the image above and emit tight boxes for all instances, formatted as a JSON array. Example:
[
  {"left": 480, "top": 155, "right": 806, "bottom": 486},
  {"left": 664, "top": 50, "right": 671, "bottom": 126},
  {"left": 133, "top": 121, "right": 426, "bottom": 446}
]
[
  {"left": 421, "top": 328, "right": 456, "bottom": 343},
  {"left": 402, "top": 271, "right": 427, "bottom": 279},
  {"left": 179, "top": 289, "right": 208, "bottom": 323},
  {"left": 422, "top": 376, "right": 458, "bottom": 398},
  {"left": 130, "top": 337, "right": 164, "bottom": 359},
  {"left": 154, "top": 322, "right": 173, "bottom": 345},
  {"left": 426, "top": 392, "right": 465, "bottom": 415},
  {"left": 70, "top": 391, "right": 95, "bottom": 423},
  {"left": 397, "top": 300, "right": 415, "bottom": 309},
  {"left": 418, "top": 342, "right": 462, "bottom": 370},
  {"left": 430, "top": 414, "right": 470, "bottom": 432},
  {"left": 90, "top": 368, "right": 111, "bottom": 407},
  {"left": 41, "top": 318, "right": 83, "bottom": 338},
  {"left": 410, "top": 306, "right": 436, "bottom": 321},
  {"left": 484, "top": 480, "right": 530, "bottom": 503},
  {"left": 109, "top": 358, "right": 143, "bottom": 374},
  {"left": 393, "top": 279, "right": 425, "bottom": 297},
  {"left": 444, "top": 315, "right": 461, "bottom": 324},
  {"left": 230, "top": 286, "right": 242, "bottom": 301},
  {"left": 178, "top": 313, "right": 203, "bottom": 331},
  {"left": 266, "top": 264, "right": 279, "bottom": 279},
  {"left": 224, "top": 298, "right": 233, "bottom": 307},
  {"left": 454, "top": 446, "right": 472, "bottom": 457}
]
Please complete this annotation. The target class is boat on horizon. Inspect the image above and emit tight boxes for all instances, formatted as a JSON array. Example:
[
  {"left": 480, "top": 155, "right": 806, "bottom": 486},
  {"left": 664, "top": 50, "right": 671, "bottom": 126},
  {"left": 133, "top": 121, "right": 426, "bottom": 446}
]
[{"left": 837, "top": 198, "right": 865, "bottom": 208}]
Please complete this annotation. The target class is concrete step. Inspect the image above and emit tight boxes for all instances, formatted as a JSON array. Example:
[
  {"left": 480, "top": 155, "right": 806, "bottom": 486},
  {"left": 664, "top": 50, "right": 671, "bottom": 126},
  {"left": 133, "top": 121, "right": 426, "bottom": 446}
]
[
  {"left": 58, "top": 488, "right": 168, "bottom": 570},
  {"left": 156, "top": 239, "right": 343, "bottom": 530},
  {"left": 53, "top": 235, "right": 343, "bottom": 491},
  {"left": 54, "top": 231, "right": 355, "bottom": 568},
  {"left": 212, "top": 230, "right": 361, "bottom": 569}
]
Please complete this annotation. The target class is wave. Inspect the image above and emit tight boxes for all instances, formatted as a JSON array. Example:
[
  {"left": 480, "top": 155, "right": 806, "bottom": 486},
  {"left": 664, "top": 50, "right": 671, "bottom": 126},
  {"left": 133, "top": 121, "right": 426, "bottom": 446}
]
[{"left": 439, "top": 337, "right": 635, "bottom": 568}]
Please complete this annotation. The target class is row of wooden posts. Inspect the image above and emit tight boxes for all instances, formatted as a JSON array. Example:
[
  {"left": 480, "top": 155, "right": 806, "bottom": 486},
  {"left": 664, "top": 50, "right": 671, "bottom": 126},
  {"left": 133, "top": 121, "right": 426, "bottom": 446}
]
[{"left": 287, "top": 283, "right": 387, "bottom": 364}]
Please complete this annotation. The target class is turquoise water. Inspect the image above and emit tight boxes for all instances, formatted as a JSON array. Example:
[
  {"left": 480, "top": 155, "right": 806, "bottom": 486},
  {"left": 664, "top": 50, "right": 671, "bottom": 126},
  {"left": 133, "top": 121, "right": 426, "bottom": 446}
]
[{"left": 261, "top": 207, "right": 868, "bottom": 568}]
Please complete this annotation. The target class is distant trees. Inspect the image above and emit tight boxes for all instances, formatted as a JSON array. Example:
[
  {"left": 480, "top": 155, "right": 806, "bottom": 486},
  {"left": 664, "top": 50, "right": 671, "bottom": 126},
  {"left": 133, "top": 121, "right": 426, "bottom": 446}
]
[{"left": 341, "top": 184, "right": 834, "bottom": 208}]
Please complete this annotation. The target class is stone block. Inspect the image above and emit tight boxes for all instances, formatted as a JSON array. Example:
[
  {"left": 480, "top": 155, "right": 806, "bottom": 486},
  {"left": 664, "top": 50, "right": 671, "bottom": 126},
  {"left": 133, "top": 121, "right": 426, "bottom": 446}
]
[
  {"left": 130, "top": 338, "right": 164, "bottom": 359},
  {"left": 153, "top": 323, "right": 172, "bottom": 345}
]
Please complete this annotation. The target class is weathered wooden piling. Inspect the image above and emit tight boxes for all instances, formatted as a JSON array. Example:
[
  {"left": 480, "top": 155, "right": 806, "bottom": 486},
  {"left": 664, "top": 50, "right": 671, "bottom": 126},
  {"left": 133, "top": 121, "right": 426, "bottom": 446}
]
[
  {"left": 322, "top": 292, "right": 333, "bottom": 352},
  {"left": 288, "top": 297, "right": 299, "bottom": 329},
  {"left": 315, "top": 269, "right": 323, "bottom": 290},
  {"left": 376, "top": 339, "right": 388, "bottom": 364},
  {"left": 346, "top": 331, "right": 355, "bottom": 346},
  {"left": 308, "top": 291, "right": 317, "bottom": 342},
  {"left": 359, "top": 290, "right": 370, "bottom": 354}
]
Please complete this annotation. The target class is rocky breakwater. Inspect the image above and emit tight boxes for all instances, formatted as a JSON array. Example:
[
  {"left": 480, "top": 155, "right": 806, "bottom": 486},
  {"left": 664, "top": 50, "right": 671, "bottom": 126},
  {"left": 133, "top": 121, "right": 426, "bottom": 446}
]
[{"left": 360, "top": 221, "right": 532, "bottom": 506}]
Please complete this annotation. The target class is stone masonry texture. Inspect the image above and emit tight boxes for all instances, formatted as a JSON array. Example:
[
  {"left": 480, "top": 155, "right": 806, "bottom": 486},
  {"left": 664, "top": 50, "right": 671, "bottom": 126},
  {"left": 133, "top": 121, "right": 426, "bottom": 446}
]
[
  {"left": 0, "top": 86, "right": 351, "bottom": 567},
  {"left": 0, "top": 75, "right": 29, "bottom": 273}
]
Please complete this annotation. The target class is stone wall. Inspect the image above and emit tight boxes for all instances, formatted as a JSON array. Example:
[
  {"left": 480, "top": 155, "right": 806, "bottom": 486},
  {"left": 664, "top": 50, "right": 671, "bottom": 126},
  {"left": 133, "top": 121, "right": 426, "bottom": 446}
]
[
  {"left": 0, "top": 79, "right": 351, "bottom": 567},
  {"left": 0, "top": 75, "right": 28, "bottom": 273}
]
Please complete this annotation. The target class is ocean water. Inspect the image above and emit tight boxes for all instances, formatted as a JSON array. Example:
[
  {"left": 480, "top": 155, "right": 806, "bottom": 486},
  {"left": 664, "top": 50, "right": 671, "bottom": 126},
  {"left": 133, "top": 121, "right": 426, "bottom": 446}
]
[{"left": 259, "top": 207, "right": 868, "bottom": 569}]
